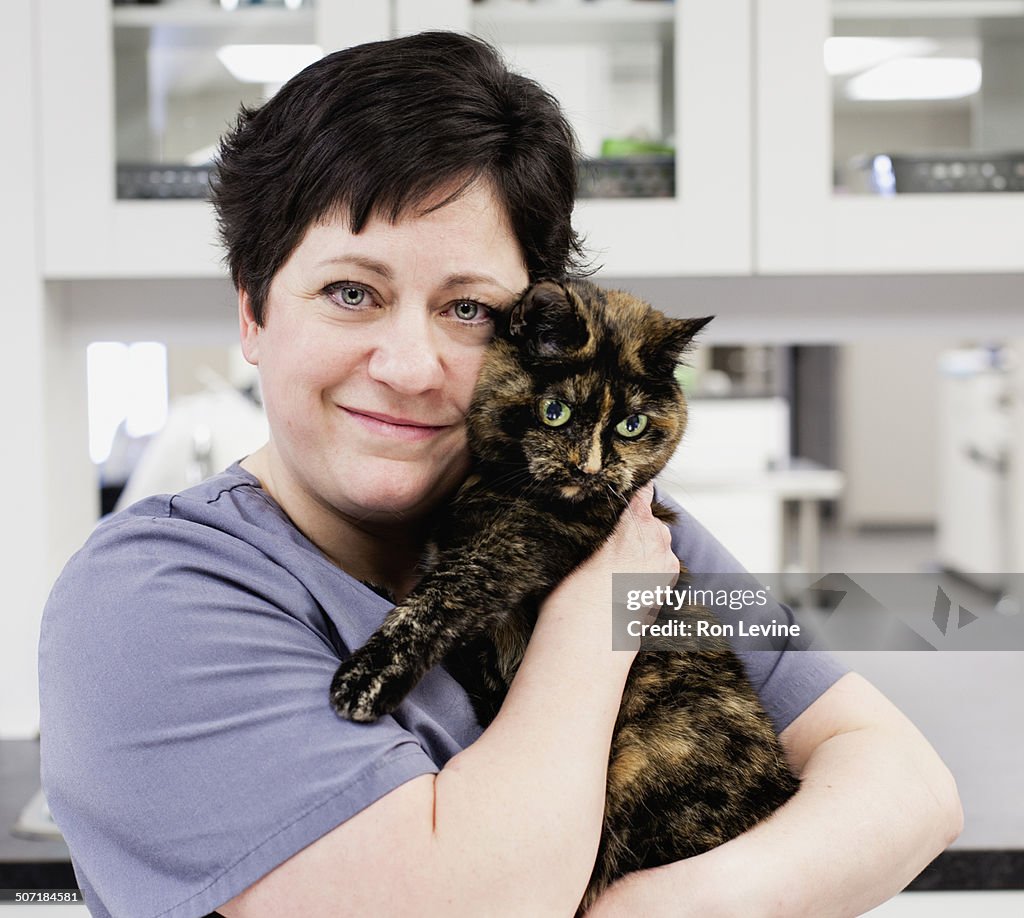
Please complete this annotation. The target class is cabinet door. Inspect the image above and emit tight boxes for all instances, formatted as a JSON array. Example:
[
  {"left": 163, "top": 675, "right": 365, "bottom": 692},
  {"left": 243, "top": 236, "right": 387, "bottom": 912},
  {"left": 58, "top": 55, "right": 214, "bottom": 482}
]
[
  {"left": 757, "top": 0, "right": 1024, "bottom": 273},
  {"left": 38, "top": 0, "right": 389, "bottom": 279},
  {"left": 401, "top": 0, "right": 753, "bottom": 277},
  {"left": 39, "top": 1, "right": 750, "bottom": 279}
]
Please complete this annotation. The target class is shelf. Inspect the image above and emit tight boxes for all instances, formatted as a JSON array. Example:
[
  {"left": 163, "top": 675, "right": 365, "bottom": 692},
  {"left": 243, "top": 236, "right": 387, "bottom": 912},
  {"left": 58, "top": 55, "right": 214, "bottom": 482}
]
[
  {"left": 474, "top": 0, "right": 673, "bottom": 24},
  {"left": 833, "top": 1, "right": 1024, "bottom": 20},
  {"left": 112, "top": 0, "right": 313, "bottom": 29},
  {"left": 472, "top": 0, "right": 673, "bottom": 43}
]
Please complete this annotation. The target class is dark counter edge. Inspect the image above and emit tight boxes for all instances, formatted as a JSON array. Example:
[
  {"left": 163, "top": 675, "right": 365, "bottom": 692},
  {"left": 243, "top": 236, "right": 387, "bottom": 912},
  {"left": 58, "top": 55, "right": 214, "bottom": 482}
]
[
  {"left": 1, "top": 850, "right": 1022, "bottom": 894},
  {"left": 906, "top": 849, "right": 1024, "bottom": 891}
]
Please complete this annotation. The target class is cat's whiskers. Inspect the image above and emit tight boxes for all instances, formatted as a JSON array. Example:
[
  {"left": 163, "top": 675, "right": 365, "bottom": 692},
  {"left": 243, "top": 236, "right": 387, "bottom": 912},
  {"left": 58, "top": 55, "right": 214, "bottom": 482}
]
[
  {"left": 486, "top": 464, "right": 535, "bottom": 492},
  {"left": 474, "top": 476, "right": 545, "bottom": 555},
  {"left": 607, "top": 481, "right": 659, "bottom": 556},
  {"left": 603, "top": 482, "right": 638, "bottom": 535},
  {"left": 604, "top": 482, "right": 629, "bottom": 509},
  {"left": 650, "top": 465, "right": 699, "bottom": 503},
  {"left": 600, "top": 485, "right": 622, "bottom": 529}
]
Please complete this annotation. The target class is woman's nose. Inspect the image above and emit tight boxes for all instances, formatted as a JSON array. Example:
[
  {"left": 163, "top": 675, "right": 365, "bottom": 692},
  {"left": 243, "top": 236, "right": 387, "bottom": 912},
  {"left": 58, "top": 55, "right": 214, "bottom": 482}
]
[{"left": 366, "top": 306, "right": 445, "bottom": 394}]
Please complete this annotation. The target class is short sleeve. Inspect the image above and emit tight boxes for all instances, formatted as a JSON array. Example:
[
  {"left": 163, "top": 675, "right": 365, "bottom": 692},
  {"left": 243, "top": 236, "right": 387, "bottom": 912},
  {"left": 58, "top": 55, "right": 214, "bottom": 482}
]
[
  {"left": 39, "top": 509, "right": 438, "bottom": 918},
  {"left": 655, "top": 486, "right": 848, "bottom": 732}
]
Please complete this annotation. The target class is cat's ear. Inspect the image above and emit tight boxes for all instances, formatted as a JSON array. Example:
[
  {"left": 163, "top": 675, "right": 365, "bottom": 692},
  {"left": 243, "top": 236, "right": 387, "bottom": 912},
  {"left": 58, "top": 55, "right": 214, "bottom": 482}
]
[
  {"left": 506, "top": 280, "right": 591, "bottom": 357},
  {"left": 651, "top": 315, "right": 714, "bottom": 374}
]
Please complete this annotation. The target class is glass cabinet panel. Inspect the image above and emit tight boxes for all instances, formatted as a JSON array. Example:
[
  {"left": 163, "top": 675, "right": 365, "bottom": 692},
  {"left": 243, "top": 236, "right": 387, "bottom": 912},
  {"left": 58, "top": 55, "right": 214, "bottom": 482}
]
[
  {"left": 112, "top": 0, "right": 317, "bottom": 199},
  {"left": 830, "top": 1, "right": 1024, "bottom": 195},
  {"left": 470, "top": 0, "right": 677, "bottom": 199}
]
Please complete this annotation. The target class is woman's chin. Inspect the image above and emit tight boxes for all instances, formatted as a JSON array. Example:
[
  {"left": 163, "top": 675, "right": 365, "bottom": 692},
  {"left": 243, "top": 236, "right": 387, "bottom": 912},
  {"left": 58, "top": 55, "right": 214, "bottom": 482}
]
[{"left": 340, "top": 467, "right": 461, "bottom": 519}]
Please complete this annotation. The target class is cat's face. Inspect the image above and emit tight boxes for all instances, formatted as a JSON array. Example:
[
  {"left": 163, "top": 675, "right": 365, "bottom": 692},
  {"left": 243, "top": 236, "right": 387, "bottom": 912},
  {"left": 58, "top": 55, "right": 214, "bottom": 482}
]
[{"left": 468, "top": 280, "right": 711, "bottom": 502}]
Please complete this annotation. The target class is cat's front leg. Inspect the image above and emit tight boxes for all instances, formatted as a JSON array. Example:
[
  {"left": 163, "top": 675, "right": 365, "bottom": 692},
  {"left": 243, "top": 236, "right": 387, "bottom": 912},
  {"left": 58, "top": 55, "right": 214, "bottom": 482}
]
[
  {"left": 331, "top": 501, "right": 578, "bottom": 722},
  {"left": 330, "top": 595, "right": 445, "bottom": 722},
  {"left": 330, "top": 557, "right": 527, "bottom": 722},
  {"left": 329, "top": 640, "right": 416, "bottom": 723}
]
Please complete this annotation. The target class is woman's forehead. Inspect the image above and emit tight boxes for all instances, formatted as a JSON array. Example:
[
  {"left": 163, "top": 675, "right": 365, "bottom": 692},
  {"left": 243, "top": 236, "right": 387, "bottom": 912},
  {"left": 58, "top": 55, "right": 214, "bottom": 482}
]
[{"left": 294, "top": 181, "right": 527, "bottom": 285}]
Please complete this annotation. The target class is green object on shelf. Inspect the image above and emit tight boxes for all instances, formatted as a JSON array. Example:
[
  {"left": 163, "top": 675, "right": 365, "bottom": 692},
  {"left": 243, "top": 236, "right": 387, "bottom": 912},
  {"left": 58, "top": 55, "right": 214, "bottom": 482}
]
[
  {"left": 674, "top": 363, "right": 696, "bottom": 394},
  {"left": 601, "top": 137, "right": 675, "bottom": 158}
]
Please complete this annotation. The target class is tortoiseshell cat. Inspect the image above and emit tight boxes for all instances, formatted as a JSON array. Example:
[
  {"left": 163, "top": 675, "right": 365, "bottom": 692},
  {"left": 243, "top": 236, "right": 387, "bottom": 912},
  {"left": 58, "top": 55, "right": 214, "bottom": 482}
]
[{"left": 330, "top": 279, "right": 798, "bottom": 913}]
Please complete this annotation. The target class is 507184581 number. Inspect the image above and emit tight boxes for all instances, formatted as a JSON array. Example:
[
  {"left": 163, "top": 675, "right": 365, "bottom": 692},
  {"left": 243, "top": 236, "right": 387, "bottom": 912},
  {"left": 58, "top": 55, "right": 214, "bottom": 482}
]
[{"left": 5, "top": 890, "right": 81, "bottom": 903}]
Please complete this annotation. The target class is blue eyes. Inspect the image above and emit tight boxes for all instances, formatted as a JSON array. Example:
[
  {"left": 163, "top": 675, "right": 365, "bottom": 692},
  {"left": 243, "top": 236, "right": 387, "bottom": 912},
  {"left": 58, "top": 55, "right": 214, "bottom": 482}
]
[
  {"left": 454, "top": 301, "right": 481, "bottom": 321},
  {"left": 338, "top": 286, "right": 365, "bottom": 306},
  {"left": 324, "top": 283, "right": 371, "bottom": 310},
  {"left": 324, "top": 283, "right": 490, "bottom": 324}
]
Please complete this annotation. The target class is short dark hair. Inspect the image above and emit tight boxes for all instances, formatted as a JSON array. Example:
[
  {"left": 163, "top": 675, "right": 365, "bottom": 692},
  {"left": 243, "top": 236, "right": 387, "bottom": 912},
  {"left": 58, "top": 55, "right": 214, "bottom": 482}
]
[{"left": 213, "top": 30, "right": 586, "bottom": 324}]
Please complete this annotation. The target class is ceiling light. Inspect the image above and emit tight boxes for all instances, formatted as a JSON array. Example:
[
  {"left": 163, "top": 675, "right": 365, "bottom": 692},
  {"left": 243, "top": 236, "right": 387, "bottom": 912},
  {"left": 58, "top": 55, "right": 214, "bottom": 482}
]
[
  {"left": 845, "top": 57, "right": 982, "bottom": 101},
  {"left": 824, "top": 37, "right": 939, "bottom": 76},
  {"left": 221, "top": 0, "right": 306, "bottom": 8},
  {"left": 217, "top": 44, "right": 323, "bottom": 84}
]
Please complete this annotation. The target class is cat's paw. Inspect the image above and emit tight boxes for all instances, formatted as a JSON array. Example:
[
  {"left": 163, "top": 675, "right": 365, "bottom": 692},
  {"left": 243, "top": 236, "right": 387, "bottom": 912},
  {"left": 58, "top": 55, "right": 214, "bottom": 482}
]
[{"left": 329, "top": 653, "right": 419, "bottom": 723}]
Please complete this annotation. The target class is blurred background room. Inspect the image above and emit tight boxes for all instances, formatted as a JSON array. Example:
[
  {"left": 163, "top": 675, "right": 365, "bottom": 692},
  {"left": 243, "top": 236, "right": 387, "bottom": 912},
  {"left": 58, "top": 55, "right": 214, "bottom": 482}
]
[{"left": 2, "top": 0, "right": 1023, "bottom": 912}]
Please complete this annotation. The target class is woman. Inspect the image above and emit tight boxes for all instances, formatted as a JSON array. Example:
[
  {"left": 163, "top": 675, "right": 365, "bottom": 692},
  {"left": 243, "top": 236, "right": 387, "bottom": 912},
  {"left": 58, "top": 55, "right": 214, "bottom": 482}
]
[{"left": 39, "top": 32, "right": 961, "bottom": 918}]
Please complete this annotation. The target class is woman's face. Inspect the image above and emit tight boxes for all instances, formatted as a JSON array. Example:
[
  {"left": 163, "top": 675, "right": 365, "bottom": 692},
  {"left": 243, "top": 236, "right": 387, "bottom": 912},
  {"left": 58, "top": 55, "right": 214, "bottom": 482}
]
[{"left": 239, "top": 180, "right": 529, "bottom": 527}]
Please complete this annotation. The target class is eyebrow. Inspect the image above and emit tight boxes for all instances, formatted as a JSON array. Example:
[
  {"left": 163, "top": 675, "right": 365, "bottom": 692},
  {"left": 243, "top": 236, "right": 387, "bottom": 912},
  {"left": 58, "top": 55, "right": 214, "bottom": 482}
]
[
  {"left": 315, "top": 255, "right": 394, "bottom": 281},
  {"left": 315, "top": 256, "right": 518, "bottom": 295},
  {"left": 442, "top": 272, "right": 518, "bottom": 294}
]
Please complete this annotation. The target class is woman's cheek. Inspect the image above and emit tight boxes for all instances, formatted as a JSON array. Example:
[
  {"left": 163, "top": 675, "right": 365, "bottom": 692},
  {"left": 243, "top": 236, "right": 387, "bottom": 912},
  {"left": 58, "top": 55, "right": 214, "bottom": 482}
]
[{"left": 455, "top": 350, "right": 489, "bottom": 408}]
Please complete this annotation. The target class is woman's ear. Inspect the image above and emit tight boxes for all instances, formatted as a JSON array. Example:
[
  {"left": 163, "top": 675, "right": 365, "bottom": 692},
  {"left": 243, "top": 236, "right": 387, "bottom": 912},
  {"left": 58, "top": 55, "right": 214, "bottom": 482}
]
[{"left": 238, "top": 289, "right": 261, "bottom": 365}]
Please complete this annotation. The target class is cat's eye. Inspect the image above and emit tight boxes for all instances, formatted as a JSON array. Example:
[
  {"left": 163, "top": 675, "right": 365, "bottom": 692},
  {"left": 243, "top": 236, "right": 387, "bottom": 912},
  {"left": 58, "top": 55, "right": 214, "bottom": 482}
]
[
  {"left": 615, "top": 414, "right": 648, "bottom": 438},
  {"left": 538, "top": 398, "right": 572, "bottom": 427}
]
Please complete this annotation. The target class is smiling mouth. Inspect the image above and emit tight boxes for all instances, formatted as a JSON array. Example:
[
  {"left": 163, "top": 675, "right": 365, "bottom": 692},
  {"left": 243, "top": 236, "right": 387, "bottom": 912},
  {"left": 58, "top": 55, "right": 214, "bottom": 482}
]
[{"left": 340, "top": 406, "right": 453, "bottom": 442}]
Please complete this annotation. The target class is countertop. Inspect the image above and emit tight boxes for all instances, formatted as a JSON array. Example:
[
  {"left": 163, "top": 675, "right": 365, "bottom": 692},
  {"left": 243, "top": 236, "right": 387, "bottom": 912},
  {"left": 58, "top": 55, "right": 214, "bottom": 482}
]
[
  {"left": 0, "top": 741, "right": 75, "bottom": 890},
  {"left": 2, "top": 740, "right": 1021, "bottom": 893}
]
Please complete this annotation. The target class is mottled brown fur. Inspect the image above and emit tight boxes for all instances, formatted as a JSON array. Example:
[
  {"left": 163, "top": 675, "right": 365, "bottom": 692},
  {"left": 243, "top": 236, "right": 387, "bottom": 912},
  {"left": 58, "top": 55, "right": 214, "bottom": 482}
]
[{"left": 330, "top": 279, "right": 798, "bottom": 913}]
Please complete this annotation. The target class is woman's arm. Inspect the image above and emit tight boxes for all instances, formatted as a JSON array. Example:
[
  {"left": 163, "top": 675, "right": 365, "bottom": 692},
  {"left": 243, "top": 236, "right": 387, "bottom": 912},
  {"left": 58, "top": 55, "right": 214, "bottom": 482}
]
[
  {"left": 586, "top": 671, "right": 963, "bottom": 917},
  {"left": 220, "top": 486, "right": 678, "bottom": 918}
]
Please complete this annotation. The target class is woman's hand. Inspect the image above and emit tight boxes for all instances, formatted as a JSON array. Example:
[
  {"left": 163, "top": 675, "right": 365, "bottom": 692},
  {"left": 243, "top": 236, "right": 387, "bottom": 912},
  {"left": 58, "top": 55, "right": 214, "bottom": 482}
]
[
  {"left": 544, "top": 483, "right": 679, "bottom": 628},
  {"left": 548, "top": 483, "right": 675, "bottom": 606}
]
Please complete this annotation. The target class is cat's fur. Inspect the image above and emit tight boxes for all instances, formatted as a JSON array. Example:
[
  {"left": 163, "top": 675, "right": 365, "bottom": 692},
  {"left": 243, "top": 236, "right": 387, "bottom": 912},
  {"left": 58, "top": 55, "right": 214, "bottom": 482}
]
[{"left": 330, "top": 279, "right": 799, "bottom": 913}]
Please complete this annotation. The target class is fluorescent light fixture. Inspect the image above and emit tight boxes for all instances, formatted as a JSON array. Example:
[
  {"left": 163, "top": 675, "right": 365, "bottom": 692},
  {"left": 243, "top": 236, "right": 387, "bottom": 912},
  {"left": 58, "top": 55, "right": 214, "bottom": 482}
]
[
  {"left": 217, "top": 44, "right": 323, "bottom": 84},
  {"left": 845, "top": 57, "right": 982, "bottom": 101},
  {"left": 221, "top": 0, "right": 305, "bottom": 8},
  {"left": 824, "top": 37, "right": 939, "bottom": 76}
]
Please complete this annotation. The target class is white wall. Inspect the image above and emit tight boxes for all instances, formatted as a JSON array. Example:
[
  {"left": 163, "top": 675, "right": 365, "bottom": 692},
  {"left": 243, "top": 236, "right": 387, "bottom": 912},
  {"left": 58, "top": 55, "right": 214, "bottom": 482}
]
[
  {"left": 1, "top": 0, "right": 49, "bottom": 737},
  {"left": 0, "top": 5, "right": 98, "bottom": 739},
  {"left": 1010, "top": 338, "right": 1024, "bottom": 580}
]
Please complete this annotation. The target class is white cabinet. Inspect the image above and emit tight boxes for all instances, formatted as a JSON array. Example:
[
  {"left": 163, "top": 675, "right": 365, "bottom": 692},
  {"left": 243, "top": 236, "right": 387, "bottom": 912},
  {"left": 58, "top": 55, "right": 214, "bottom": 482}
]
[
  {"left": 756, "top": 0, "right": 1024, "bottom": 273},
  {"left": 37, "top": 0, "right": 752, "bottom": 279},
  {"left": 465, "top": 0, "right": 753, "bottom": 277},
  {"left": 37, "top": 0, "right": 388, "bottom": 279},
  {"left": 35, "top": 0, "right": 1024, "bottom": 279}
]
